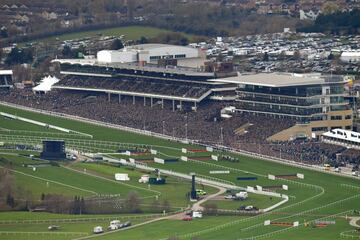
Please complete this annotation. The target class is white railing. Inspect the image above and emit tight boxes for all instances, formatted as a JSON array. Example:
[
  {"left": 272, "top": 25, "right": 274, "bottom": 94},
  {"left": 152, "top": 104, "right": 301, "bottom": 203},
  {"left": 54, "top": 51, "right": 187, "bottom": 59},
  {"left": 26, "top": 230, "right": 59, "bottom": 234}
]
[{"left": 1, "top": 101, "right": 359, "bottom": 181}]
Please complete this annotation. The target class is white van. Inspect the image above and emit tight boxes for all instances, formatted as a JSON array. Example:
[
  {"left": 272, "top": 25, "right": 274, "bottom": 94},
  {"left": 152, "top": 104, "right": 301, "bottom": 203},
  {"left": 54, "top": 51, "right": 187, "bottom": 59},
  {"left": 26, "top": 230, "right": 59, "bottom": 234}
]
[
  {"left": 108, "top": 220, "right": 122, "bottom": 230},
  {"left": 93, "top": 226, "right": 103, "bottom": 234}
]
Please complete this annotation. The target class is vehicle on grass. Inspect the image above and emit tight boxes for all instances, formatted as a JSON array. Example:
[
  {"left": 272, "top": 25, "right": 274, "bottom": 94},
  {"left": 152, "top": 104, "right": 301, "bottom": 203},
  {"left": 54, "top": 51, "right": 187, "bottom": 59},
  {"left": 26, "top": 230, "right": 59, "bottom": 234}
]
[
  {"left": 196, "top": 189, "right": 207, "bottom": 196},
  {"left": 225, "top": 191, "right": 248, "bottom": 201},
  {"left": 48, "top": 225, "right": 60, "bottom": 231},
  {"left": 235, "top": 191, "right": 248, "bottom": 200},
  {"left": 239, "top": 205, "right": 259, "bottom": 211},
  {"left": 108, "top": 220, "right": 122, "bottom": 230},
  {"left": 122, "top": 221, "right": 131, "bottom": 228},
  {"left": 93, "top": 226, "right": 104, "bottom": 234},
  {"left": 182, "top": 216, "right": 193, "bottom": 221},
  {"left": 192, "top": 211, "right": 203, "bottom": 218},
  {"left": 323, "top": 164, "right": 331, "bottom": 171},
  {"left": 224, "top": 194, "right": 235, "bottom": 199}
]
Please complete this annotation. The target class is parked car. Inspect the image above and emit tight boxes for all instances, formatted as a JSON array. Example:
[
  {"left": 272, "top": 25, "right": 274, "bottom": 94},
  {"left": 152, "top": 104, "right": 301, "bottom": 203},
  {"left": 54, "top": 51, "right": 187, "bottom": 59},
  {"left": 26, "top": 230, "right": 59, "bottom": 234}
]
[
  {"left": 224, "top": 194, "right": 235, "bottom": 199},
  {"left": 48, "top": 225, "right": 60, "bottom": 231},
  {"left": 196, "top": 189, "right": 207, "bottom": 196},
  {"left": 182, "top": 216, "right": 193, "bottom": 221}
]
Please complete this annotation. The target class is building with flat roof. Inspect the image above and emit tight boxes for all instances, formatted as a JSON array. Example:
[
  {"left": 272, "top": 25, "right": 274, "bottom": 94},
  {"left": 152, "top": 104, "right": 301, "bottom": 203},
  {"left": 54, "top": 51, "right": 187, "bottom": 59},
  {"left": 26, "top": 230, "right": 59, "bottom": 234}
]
[
  {"left": 322, "top": 129, "right": 360, "bottom": 150},
  {"left": 0, "top": 70, "right": 13, "bottom": 90},
  {"left": 214, "top": 72, "right": 353, "bottom": 141},
  {"left": 97, "top": 43, "right": 201, "bottom": 64},
  {"left": 50, "top": 44, "right": 236, "bottom": 111}
]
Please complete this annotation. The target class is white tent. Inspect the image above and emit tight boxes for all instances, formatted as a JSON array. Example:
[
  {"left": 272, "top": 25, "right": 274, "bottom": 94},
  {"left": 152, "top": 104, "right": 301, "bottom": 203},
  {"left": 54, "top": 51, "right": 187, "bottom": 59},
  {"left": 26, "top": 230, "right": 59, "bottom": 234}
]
[{"left": 33, "top": 75, "right": 59, "bottom": 93}]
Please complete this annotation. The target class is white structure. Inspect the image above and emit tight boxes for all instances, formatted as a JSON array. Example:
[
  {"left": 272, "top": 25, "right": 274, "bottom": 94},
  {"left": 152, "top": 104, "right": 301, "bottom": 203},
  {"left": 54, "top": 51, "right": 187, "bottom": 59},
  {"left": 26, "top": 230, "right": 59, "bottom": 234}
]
[
  {"left": 300, "top": 9, "right": 321, "bottom": 21},
  {"left": 97, "top": 50, "right": 137, "bottom": 63},
  {"left": 33, "top": 75, "right": 59, "bottom": 93},
  {"left": 108, "top": 220, "right": 121, "bottom": 230},
  {"left": 97, "top": 44, "right": 199, "bottom": 64},
  {"left": 322, "top": 129, "right": 360, "bottom": 150},
  {"left": 138, "top": 175, "right": 149, "bottom": 183},
  {"left": 192, "top": 211, "right": 203, "bottom": 218},
  {"left": 93, "top": 226, "right": 103, "bottom": 234},
  {"left": 114, "top": 173, "right": 130, "bottom": 181},
  {"left": 0, "top": 70, "right": 13, "bottom": 89},
  {"left": 340, "top": 50, "right": 360, "bottom": 63},
  {"left": 235, "top": 191, "right": 248, "bottom": 199}
]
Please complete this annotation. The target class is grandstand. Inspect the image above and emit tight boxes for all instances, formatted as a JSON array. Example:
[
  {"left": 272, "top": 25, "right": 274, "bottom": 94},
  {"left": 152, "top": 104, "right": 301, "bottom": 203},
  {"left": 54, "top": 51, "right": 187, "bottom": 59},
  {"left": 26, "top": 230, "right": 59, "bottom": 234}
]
[
  {"left": 0, "top": 70, "right": 13, "bottom": 90},
  {"left": 214, "top": 72, "right": 353, "bottom": 140},
  {"left": 322, "top": 129, "right": 360, "bottom": 150},
  {"left": 51, "top": 44, "right": 237, "bottom": 109}
]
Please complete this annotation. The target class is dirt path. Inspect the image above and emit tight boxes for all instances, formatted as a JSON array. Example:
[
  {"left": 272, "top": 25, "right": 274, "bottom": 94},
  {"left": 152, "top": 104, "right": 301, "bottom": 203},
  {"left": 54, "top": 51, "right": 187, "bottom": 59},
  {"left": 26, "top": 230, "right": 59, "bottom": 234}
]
[
  {"left": 72, "top": 185, "right": 226, "bottom": 239},
  {"left": 349, "top": 217, "right": 360, "bottom": 228}
]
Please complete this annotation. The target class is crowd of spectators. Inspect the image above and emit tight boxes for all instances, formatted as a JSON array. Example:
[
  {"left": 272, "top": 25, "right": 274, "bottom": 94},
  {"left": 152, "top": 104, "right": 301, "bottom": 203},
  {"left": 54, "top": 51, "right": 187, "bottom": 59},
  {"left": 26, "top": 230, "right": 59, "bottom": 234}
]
[{"left": 1, "top": 88, "right": 360, "bottom": 166}]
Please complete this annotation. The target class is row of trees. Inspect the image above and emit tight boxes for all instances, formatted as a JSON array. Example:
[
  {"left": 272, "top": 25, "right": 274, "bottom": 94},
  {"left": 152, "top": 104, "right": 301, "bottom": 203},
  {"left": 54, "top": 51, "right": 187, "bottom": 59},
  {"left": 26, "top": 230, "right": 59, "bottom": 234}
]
[
  {"left": 0, "top": 166, "right": 33, "bottom": 211},
  {"left": 298, "top": 9, "right": 360, "bottom": 34},
  {"left": 39, "top": 191, "right": 172, "bottom": 215}
]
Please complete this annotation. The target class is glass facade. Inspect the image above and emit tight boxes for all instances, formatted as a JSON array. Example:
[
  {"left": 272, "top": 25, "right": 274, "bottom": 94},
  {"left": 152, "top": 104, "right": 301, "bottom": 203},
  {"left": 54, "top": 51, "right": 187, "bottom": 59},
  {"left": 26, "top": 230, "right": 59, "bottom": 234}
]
[{"left": 235, "top": 82, "right": 349, "bottom": 119}]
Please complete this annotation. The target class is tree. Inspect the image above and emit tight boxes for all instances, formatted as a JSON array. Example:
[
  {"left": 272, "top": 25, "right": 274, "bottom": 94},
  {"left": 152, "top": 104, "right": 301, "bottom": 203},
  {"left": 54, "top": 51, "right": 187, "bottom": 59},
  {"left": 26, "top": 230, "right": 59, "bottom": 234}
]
[
  {"left": 262, "top": 52, "right": 269, "bottom": 61},
  {"left": 0, "top": 46, "right": 3, "bottom": 62},
  {"left": 203, "top": 203, "right": 218, "bottom": 215},
  {"left": 322, "top": 2, "right": 339, "bottom": 15},
  {"left": 7, "top": 195, "right": 15, "bottom": 207},
  {"left": 62, "top": 45, "right": 73, "bottom": 58},
  {"left": 125, "top": 191, "right": 141, "bottom": 213},
  {"left": 161, "top": 200, "right": 171, "bottom": 213},
  {"left": 150, "top": 199, "right": 161, "bottom": 213},
  {"left": 80, "top": 197, "right": 85, "bottom": 214},
  {"left": 5, "top": 47, "right": 33, "bottom": 66},
  {"left": 110, "top": 38, "right": 124, "bottom": 50},
  {"left": 6, "top": 193, "right": 15, "bottom": 208},
  {"left": 138, "top": 36, "right": 148, "bottom": 44},
  {"left": 0, "top": 26, "right": 8, "bottom": 38}
]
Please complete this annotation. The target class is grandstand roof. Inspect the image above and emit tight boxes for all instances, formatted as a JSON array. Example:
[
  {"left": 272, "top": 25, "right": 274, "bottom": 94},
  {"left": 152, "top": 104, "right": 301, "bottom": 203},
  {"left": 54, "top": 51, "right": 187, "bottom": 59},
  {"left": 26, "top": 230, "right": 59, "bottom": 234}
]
[
  {"left": 212, "top": 73, "right": 347, "bottom": 87},
  {"left": 322, "top": 129, "right": 360, "bottom": 144},
  {"left": 0, "top": 70, "right": 13, "bottom": 75},
  {"left": 128, "top": 43, "right": 194, "bottom": 51},
  {"left": 52, "top": 59, "right": 214, "bottom": 77}
]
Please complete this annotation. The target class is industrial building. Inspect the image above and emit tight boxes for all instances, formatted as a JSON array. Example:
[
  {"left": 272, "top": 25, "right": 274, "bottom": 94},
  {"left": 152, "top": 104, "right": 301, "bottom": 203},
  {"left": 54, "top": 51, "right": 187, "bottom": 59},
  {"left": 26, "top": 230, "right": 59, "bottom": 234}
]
[
  {"left": 97, "top": 43, "right": 200, "bottom": 63},
  {"left": 214, "top": 72, "right": 353, "bottom": 140}
]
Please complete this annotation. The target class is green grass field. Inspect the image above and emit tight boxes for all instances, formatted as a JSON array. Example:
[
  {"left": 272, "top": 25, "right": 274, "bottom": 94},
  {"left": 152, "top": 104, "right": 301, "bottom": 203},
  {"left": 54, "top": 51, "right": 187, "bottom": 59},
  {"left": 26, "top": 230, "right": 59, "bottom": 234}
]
[
  {"left": 0, "top": 103, "right": 360, "bottom": 240},
  {"left": 29, "top": 26, "right": 194, "bottom": 44}
]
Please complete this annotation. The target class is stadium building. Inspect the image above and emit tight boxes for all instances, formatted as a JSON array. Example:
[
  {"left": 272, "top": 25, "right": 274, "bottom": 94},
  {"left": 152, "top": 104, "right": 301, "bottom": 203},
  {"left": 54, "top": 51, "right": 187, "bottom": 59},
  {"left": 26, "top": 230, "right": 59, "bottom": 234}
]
[
  {"left": 214, "top": 72, "right": 353, "bottom": 141},
  {"left": 51, "top": 44, "right": 237, "bottom": 110},
  {"left": 0, "top": 70, "right": 13, "bottom": 90}
]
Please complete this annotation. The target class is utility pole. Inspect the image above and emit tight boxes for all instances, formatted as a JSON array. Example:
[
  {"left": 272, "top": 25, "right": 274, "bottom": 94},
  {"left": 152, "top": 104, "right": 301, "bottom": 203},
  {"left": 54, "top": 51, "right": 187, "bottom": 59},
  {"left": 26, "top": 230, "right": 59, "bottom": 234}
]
[
  {"left": 162, "top": 120, "right": 165, "bottom": 135},
  {"left": 220, "top": 127, "right": 224, "bottom": 145}
]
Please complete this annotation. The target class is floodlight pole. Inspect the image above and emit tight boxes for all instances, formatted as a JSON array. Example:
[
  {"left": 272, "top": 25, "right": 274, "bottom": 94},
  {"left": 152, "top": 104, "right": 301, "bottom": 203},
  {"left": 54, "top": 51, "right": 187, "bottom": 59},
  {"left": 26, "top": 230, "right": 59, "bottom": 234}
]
[
  {"left": 162, "top": 121, "right": 165, "bottom": 135},
  {"left": 220, "top": 127, "right": 224, "bottom": 145}
]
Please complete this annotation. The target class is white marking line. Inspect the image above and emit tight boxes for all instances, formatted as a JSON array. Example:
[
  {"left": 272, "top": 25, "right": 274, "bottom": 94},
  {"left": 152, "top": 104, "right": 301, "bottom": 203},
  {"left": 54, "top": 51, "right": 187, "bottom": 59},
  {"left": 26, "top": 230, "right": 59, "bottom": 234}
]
[
  {"left": 63, "top": 166, "right": 161, "bottom": 196},
  {"left": 0, "top": 231, "right": 87, "bottom": 236}
]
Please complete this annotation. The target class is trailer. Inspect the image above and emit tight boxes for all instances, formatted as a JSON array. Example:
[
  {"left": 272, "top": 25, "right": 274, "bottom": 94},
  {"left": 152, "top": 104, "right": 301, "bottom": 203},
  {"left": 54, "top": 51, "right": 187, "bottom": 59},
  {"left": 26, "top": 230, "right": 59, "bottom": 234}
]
[{"left": 115, "top": 173, "right": 130, "bottom": 181}]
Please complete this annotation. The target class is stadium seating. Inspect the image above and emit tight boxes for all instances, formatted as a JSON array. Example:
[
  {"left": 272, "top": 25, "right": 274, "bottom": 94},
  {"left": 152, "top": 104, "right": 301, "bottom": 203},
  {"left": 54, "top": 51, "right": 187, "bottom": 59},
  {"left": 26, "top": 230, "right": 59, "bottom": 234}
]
[
  {"left": 55, "top": 75, "right": 210, "bottom": 99},
  {"left": 1, "top": 88, "right": 360, "bottom": 166}
]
